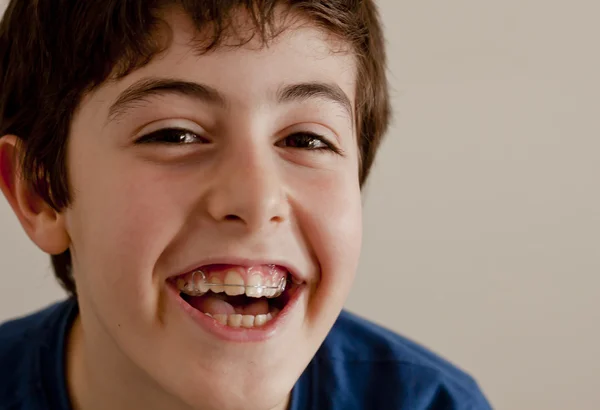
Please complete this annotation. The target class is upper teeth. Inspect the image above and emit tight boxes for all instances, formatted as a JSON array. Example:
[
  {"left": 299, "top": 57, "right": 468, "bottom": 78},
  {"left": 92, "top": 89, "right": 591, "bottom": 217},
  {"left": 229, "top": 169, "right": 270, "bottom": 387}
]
[{"left": 176, "top": 270, "right": 287, "bottom": 298}]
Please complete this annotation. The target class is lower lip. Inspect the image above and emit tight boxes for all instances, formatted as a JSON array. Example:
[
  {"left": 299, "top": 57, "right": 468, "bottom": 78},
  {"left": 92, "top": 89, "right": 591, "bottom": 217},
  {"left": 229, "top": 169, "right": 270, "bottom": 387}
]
[{"left": 166, "top": 282, "right": 305, "bottom": 343}]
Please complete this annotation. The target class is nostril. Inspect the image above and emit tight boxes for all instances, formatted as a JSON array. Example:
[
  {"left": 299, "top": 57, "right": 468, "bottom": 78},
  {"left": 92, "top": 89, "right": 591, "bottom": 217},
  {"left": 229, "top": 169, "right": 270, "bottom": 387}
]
[{"left": 220, "top": 213, "right": 284, "bottom": 226}]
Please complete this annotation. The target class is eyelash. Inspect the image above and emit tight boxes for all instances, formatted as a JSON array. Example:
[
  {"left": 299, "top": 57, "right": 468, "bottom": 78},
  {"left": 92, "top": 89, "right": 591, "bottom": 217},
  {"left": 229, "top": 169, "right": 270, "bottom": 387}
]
[
  {"left": 136, "top": 127, "right": 343, "bottom": 155},
  {"left": 136, "top": 128, "right": 209, "bottom": 145}
]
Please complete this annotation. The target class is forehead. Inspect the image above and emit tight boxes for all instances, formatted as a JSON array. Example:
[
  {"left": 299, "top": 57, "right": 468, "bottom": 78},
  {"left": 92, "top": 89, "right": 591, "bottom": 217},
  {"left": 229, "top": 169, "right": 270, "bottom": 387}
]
[{"left": 85, "top": 7, "right": 358, "bottom": 116}]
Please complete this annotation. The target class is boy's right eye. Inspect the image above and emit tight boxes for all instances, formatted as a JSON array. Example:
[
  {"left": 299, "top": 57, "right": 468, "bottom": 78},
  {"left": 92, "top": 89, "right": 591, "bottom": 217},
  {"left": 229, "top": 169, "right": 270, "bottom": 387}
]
[{"left": 135, "top": 128, "right": 209, "bottom": 145}]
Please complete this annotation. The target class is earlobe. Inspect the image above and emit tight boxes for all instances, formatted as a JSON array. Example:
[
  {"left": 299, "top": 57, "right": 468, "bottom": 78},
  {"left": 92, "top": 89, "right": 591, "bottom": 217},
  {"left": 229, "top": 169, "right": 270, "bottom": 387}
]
[{"left": 0, "top": 135, "right": 70, "bottom": 255}]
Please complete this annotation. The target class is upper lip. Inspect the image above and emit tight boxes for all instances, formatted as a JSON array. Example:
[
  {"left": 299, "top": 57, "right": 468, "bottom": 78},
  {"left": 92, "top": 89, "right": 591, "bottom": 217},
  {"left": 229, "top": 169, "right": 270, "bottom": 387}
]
[{"left": 167, "top": 256, "right": 305, "bottom": 283}]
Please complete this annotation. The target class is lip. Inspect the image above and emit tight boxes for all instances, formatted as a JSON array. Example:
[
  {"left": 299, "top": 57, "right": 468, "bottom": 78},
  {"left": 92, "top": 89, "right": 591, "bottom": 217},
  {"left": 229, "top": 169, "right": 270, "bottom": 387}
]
[
  {"left": 167, "top": 256, "right": 306, "bottom": 284},
  {"left": 166, "top": 281, "right": 305, "bottom": 343}
]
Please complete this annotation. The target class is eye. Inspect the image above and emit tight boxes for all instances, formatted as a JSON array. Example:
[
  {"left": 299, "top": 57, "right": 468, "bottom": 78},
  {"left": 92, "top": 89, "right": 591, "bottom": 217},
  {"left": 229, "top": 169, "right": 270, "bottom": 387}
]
[
  {"left": 135, "top": 128, "right": 209, "bottom": 145},
  {"left": 276, "top": 132, "right": 342, "bottom": 154}
]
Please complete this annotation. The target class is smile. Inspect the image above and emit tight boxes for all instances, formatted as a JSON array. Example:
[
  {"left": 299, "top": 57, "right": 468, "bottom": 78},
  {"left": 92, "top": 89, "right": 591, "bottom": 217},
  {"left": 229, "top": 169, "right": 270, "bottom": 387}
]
[{"left": 168, "top": 264, "right": 305, "bottom": 338}]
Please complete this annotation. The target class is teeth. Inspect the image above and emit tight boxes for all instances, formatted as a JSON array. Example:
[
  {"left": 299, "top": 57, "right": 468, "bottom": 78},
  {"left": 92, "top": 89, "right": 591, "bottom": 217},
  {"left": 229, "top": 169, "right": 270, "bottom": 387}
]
[
  {"left": 176, "top": 270, "right": 289, "bottom": 297},
  {"left": 208, "top": 275, "right": 224, "bottom": 293},
  {"left": 214, "top": 314, "right": 228, "bottom": 325},
  {"left": 228, "top": 314, "right": 243, "bottom": 327},
  {"left": 224, "top": 271, "right": 245, "bottom": 296},
  {"left": 245, "top": 274, "right": 264, "bottom": 298},
  {"left": 270, "top": 280, "right": 281, "bottom": 297},
  {"left": 205, "top": 311, "right": 278, "bottom": 328},
  {"left": 194, "top": 271, "right": 210, "bottom": 294},
  {"left": 254, "top": 314, "right": 267, "bottom": 326},
  {"left": 241, "top": 315, "right": 255, "bottom": 328},
  {"left": 183, "top": 278, "right": 195, "bottom": 293}
]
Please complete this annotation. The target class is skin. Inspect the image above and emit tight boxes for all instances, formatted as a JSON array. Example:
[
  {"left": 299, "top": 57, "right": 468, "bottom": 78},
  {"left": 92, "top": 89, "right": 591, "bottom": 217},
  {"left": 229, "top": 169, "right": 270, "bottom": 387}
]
[{"left": 0, "top": 8, "right": 362, "bottom": 410}]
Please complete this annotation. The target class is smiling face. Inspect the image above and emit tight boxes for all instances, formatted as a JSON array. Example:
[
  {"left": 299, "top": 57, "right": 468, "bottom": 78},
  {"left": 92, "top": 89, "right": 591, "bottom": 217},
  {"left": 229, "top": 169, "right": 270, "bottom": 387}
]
[{"left": 64, "top": 8, "right": 362, "bottom": 410}]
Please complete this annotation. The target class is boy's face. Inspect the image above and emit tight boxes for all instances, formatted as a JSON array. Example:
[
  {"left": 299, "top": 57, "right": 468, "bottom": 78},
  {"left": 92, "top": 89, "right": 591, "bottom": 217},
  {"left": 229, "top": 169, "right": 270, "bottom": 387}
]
[{"left": 65, "top": 9, "right": 361, "bottom": 410}]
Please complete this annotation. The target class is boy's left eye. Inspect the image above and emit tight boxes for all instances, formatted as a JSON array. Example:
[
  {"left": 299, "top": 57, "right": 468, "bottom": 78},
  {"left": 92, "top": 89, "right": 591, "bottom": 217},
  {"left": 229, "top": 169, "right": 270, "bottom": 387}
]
[{"left": 276, "top": 132, "right": 341, "bottom": 154}]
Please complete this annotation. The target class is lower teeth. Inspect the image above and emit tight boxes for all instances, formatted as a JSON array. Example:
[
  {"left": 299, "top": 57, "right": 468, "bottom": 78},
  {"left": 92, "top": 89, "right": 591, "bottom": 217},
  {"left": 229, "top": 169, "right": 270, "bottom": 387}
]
[{"left": 205, "top": 311, "right": 279, "bottom": 328}]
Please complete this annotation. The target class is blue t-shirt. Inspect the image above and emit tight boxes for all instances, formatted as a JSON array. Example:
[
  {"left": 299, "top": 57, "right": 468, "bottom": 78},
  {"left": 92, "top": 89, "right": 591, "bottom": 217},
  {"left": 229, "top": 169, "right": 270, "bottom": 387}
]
[{"left": 0, "top": 299, "right": 492, "bottom": 409}]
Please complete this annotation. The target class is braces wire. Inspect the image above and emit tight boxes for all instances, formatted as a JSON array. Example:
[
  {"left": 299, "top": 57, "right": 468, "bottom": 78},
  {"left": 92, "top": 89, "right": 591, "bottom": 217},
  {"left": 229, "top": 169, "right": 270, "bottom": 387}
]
[{"left": 183, "top": 270, "right": 288, "bottom": 296}]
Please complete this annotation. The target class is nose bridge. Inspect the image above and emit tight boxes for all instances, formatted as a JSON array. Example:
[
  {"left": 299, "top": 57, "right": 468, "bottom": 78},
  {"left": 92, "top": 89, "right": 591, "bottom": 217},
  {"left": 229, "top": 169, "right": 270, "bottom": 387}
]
[
  {"left": 234, "top": 144, "right": 276, "bottom": 197},
  {"left": 207, "top": 141, "right": 287, "bottom": 230}
]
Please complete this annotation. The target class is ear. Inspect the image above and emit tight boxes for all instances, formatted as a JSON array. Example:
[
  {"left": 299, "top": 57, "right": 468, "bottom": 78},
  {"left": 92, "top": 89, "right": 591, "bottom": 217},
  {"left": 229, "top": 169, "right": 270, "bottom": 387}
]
[{"left": 0, "top": 135, "right": 70, "bottom": 255}]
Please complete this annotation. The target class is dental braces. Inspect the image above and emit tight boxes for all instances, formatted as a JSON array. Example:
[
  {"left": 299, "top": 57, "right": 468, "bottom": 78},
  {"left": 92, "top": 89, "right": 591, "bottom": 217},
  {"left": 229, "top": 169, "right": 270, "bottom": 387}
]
[{"left": 181, "top": 270, "right": 288, "bottom": 297}]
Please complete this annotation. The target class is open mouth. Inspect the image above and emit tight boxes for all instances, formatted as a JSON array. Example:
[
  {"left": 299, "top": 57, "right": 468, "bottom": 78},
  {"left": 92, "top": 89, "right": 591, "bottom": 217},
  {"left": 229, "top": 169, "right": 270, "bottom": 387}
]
[{"left": 171, "top": 264, "right": 300, "bottom": 329}]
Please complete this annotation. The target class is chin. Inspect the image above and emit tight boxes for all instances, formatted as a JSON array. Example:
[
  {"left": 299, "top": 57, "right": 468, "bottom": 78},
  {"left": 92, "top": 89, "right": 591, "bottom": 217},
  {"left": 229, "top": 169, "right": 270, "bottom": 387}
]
[{"left": 166, "top": 367, "right": 293, "bottom": 410}]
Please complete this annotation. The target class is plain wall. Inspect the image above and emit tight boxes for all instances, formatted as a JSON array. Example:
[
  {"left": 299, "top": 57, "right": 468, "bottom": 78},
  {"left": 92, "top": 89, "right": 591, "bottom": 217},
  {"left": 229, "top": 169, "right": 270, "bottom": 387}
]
[{"left": 1, "top": 1, "right": 599, "bottom": 409}]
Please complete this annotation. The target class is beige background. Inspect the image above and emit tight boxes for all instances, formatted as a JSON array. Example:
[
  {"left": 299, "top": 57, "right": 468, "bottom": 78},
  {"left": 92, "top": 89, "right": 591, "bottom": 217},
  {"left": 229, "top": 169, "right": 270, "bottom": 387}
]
[{"left": 1, "top": 0, "right": 599, "bottom": 409}]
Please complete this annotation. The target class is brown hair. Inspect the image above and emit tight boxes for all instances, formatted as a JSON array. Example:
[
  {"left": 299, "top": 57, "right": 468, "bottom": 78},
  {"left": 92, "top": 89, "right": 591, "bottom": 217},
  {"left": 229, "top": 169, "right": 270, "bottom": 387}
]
[{"left": 0, "top": 0, "right": 390, "bottom": 296}]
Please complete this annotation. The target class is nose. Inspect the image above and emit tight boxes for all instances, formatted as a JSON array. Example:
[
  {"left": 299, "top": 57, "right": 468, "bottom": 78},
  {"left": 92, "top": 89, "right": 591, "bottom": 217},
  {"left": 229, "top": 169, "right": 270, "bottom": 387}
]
[{"left": 205, "top": 145, "right": 288, "bottom": 232}]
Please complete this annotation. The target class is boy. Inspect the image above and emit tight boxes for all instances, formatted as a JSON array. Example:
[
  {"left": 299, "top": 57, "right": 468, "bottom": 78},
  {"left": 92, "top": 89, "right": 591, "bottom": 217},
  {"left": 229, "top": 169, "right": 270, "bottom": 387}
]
[{"left": 0, "top": 0, "right": 492, "bottom": 409}]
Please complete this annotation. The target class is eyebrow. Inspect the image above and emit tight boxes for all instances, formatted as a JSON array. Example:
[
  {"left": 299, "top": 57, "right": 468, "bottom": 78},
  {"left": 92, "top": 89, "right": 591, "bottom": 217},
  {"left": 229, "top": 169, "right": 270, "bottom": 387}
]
[
  {"left": 276, "top": 82, "right": 354, "bottom": 122},
  {"left": 107, "top": 77, "right": 353, "bottom": 123},
  {"left": 107, "top": 78, "right": 226, "bottom": 122}
]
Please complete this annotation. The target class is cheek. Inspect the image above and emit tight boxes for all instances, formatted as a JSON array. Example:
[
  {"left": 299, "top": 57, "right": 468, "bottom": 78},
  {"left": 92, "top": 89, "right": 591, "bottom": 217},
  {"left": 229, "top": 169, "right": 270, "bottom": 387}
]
[
  {"left": 292, "top": 167, "right": 362, "bottom": 328},
  {"left": 67, "top": 156, "right": 188, "bottom": 310},
  {"left": 296, "top": 165, "right": 363, "bottom": 285}
]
